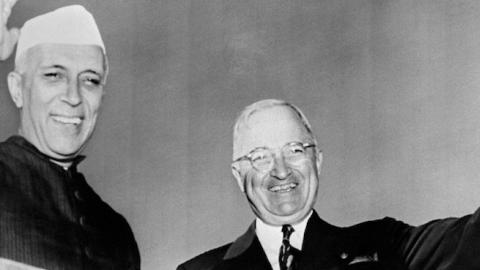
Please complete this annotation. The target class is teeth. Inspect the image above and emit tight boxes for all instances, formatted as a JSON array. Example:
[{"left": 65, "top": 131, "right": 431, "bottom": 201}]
[
  {"left": 52, "top": 116, "right": 82, "bottom": 125},
  {"left": 269, "top": 183, "right": 297, "bottom": 192}
]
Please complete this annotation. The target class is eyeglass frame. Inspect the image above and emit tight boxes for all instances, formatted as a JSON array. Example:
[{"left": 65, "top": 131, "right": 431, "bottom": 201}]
[{"left": 232, "top": 141, "right": 316, "bottom": 172}]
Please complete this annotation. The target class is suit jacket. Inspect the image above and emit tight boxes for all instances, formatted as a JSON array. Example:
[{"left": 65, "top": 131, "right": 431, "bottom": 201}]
[
  {"left": 0, "top": 136, "right": 140, "bottom": 270},
  {"left": 178, "top": 207, "right": 480, "bottom": 270},
  {"left": 178, "top": 211, "right": 399, "bottom": 270},
  {"left": 381, "top": 207, "right": 480, "bottom": 270}
]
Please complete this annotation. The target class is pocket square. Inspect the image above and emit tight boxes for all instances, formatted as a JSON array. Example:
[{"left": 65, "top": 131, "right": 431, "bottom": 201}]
[{"left": 348, "top": 252, "right": 379, "bottom": 265}]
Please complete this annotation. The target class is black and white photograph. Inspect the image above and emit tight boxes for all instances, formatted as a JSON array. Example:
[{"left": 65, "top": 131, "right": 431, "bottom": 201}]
[{"left": 0, "top": 0, "right": 479, "bottom": 269}]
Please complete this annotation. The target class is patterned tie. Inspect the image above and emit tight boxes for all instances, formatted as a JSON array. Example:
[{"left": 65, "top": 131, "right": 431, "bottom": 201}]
[{"left": 279, "top": 224, "right": 297, "bottom": 270}]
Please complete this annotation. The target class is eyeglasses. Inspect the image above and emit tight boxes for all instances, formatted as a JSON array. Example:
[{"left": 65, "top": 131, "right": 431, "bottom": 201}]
[{"left": 233, "top": 142, "right": 316, "bottom": 173}]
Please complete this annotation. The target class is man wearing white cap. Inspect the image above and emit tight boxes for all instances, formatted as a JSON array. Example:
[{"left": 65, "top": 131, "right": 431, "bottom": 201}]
[{"left": 0, "top": 1, "right": 140, "bottom": 269}]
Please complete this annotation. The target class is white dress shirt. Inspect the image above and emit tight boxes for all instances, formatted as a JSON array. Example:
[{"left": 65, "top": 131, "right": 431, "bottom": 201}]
[{"left": 255, "top": 211, "right": 313, "bottom": 270}]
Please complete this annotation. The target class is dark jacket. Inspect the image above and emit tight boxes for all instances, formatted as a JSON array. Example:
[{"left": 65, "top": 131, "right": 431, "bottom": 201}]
[
  {"left": 0, "top": 136, "right": 140, "bottom": 270},
  {"left": 178, "top": 211, "right": 400, "bottom": 270},
  {"left": 178, "top": 208, "right": 480, "bottom": 270}
]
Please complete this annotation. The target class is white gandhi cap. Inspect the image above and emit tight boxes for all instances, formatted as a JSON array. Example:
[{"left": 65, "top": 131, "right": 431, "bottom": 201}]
[{"left": 15, "top": 5, "right": 106, "bottom": 65}]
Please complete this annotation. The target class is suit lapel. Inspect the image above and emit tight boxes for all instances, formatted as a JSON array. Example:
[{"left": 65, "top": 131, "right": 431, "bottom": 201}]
[
  {"left": 214, "top": 211, "right": 347, "bottom": 270},
  {"left": 214, "top": 222, "right": 272, "bottom": 270},
  {"left": 298, "top": 211, "right": 346, "bottom": 270}
]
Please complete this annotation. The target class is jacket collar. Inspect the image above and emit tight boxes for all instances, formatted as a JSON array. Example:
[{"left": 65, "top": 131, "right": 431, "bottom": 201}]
[
  {"left": 223, "top": 210, "right": 341, "bottom": 261},
  {"left": 220, "top": 210, "right": 386, "bottom": 270},
  {"left": 7, "top": 135, "right": 86, "bottom": 171},
  {"left": 223, "top": 221, "right": 257, "bottom": 260}
]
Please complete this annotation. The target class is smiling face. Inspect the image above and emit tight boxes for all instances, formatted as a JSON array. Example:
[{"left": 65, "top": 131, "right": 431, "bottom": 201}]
[
  {"left": 8, "top": 43, "right": 106, "bottom": 164},
  {"left": 232, "top": 105, "right": 322, "bottom": 225}
]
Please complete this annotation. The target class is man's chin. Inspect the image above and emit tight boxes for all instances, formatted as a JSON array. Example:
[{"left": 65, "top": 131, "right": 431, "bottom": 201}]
[
  {"left": 260, "top": 211, "right": 308, "bottom": 226},
  {"left": 48, "top": 145, "right": 83, "bottom": 159},
  {"left": 46, "top": 136, "right": 87, "bottom": 155}
]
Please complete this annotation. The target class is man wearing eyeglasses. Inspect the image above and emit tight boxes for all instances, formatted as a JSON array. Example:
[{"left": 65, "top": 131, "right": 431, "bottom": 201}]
[{"left": 178, "top": 99, "right": 480, "bottom": 270}]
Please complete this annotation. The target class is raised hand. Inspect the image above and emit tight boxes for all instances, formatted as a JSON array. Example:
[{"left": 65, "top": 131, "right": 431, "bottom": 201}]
[{"left": 0, "top": 0, "right": 19, "bottom": 60}]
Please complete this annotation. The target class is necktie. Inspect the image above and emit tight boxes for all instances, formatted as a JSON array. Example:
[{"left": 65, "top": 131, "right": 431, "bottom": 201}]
[{"left": 279, "top": 224, "right": 297, "bottom": 270}]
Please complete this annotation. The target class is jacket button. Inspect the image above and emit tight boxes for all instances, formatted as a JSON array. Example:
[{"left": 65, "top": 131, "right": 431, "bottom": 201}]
[
  {"left": 74, "top": 190, "right": 83, "bottom": 201},
  {"left": 85, "top": 247, "right": 93, "bottom": 259},
  {"left": 79, "top": 216, "right": 86, "bottom": 226}
]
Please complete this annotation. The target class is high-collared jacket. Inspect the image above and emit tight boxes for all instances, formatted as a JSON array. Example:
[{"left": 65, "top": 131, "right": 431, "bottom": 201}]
[
  {"left": 178, "top": 208, "right": 480, "bottom": 270},
  {"left": 0, "top": 136, "right": 140, "bottom": 270}
]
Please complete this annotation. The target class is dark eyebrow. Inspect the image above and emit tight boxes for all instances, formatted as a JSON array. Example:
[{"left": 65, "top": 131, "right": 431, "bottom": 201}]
[
  {"left": 40, "top": 65, "right": 103, "bottom": 77},
  {"left": 248, "top": 146, "right": 269, "bottom": 153},
  {"left": 81, "top": 69, "right": 103, "bottom": 77},
  {"left": 40, "top": 64, "right": 66, "bottom": 70}
]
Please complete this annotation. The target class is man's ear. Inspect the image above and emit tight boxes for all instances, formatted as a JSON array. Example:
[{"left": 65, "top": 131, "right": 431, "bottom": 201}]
[
  {"left": 315, "top": 150, "right": 323, "bottom": 175},
  {"left": 231, "top": 164, "right": 245, "bottom": 193},
  {"left": 7, "top": 71, "right": 24, "bottom": 108}
]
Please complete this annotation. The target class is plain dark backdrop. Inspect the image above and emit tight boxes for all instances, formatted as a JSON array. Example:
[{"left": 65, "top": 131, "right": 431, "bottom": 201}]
[{"left": 1, "top": 1, "right": 480, "bottom": 269}]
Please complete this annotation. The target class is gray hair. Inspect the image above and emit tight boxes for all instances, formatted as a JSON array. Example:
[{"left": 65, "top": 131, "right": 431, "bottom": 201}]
[{"left": 232, "top": 99, "right": 317, "bottom": 159}]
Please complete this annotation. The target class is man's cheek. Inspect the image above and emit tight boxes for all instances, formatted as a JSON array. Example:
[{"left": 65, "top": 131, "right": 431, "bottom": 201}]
[
  {"left": 243, "top": 172, "right": 259, "bottom": 195},
  {"left": 246, "top": 171, "right": 263, "bottom": 189}
]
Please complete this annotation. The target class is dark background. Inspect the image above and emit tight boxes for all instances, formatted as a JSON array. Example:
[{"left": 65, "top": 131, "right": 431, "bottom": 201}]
[{"left": 1, "top": 1, "right": 480, "bottom": 269}]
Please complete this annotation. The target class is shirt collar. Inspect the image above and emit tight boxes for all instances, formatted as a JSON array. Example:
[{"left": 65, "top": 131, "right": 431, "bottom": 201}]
[{"left": 255, "top": 211, "right": 313, "bottom": 269}]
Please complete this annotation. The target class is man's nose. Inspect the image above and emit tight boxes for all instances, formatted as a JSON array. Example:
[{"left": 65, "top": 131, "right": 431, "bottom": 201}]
[
  {"left": 270, "top": 154, "right": 291, "bottom": 180},
  {"left": 63, "top": 79, "right": 82, "bottom": 106}
]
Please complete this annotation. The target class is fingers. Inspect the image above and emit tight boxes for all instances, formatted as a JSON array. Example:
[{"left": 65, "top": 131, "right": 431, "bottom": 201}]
[
  {"left": 2, "top": 0, "right": 17, "bottom": 24},
  {"left": 8, "top": 0, "right": 19, "bottom": 7},
  {"left": 8, "top": 26, "right": 18, "bottom": 42},
  {"left": 4, "top": 0, "right": 18, "bottom": 11},
  {"left": 0, "top": 0, "right": 18, "bottom": 60},
  {"left": 0, "top": 27, "right": 19, "bottom": 60}
]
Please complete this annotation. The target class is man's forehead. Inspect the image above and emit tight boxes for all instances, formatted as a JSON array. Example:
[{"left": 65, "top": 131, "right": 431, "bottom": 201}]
[
  {"left": 238, "top": 106, "right": 311, "bottom": 151},
  {"left": 27, "top": 44, "right": 105, "bottom": 71}
]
